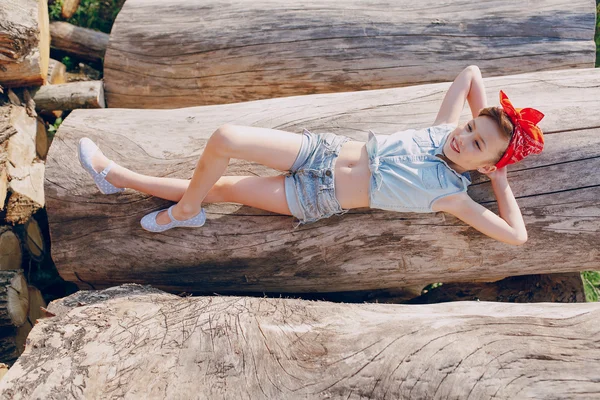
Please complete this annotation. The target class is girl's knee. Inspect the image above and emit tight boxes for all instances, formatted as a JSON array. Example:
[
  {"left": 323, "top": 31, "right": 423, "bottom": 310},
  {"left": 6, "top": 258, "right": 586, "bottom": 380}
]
[{"left": 209, "top": 124, "right": 238, "bottom": 157}]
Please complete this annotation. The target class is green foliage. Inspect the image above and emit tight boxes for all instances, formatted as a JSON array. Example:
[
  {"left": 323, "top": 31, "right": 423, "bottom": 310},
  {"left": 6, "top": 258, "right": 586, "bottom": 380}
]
[
  {"left": 48, "top": 0, "right": 63, "bottom": 20},
  {"left": 48, "top": 0, "right": 125, "bottom": 34},
  {"left": 422, "top": 282, "right": 443, "bottom": 294},
  {"left": 47, "top": 117, "right": 63, "bottom": 140},
  {"left": 581, "top": 271, "right": 600, "bottom": 302},
  {"left": 61, "top": 56, "right": 74, "bottom": 71}
]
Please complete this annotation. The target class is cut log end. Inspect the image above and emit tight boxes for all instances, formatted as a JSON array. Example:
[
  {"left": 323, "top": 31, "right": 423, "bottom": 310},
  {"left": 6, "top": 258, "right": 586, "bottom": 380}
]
[{"left": 0, "top": 271, "right": 29, "bottom": 328}]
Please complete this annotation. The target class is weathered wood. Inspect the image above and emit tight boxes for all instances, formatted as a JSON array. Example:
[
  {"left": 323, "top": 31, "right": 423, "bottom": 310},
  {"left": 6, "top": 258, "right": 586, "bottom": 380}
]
[
  {"left": 30, "top": 80, "right": 105, "bottom": 110},
  {"left": 49, "top": 21, "right": 108, "bottom": 63},
  {"left": 61, "top": 0, "right": 80, "bottom": 19},
  {"left": 103, "top": 0, "right": 597, "bottom": 108},
  {"left": 35, "top": 116, "right": 48, "bottom": 160},
  {"left": 46, "top": 58, "right": 66, "bottom": 85},
  {"left": 11, "top": 285, "right": 47, "bottom": 365},
  {"left": 1, "top": 106, "right": 45, "bottom": 224},
  {"left": 0, "top": 0, "right": 50, "bottom": 88},
  {"left": 20, "top": 215, "right": 45, "bottom": 262},
  {"left": 46, "top": 68, "right": 600, "bottom": 294},
  {"left": 0, "top": 271, "right": 28, "bottom": 328},
  {"left": 1, "top": 284, "right": 600, "bottom": 398},
  {"left": 39, "top": 58, "right": 67, "bottom": 120},
  {"left": 0, "top": 329, "right": 20, "bottom": 366},
  {"left": 0, "top": 226, "right": 22, "bottom": 271}
]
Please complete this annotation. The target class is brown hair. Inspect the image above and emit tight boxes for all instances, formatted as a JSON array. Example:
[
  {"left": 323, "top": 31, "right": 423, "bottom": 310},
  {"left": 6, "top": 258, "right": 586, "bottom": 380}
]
[{"left": 478, "top": 106, "right": 514, "bottom": 163}]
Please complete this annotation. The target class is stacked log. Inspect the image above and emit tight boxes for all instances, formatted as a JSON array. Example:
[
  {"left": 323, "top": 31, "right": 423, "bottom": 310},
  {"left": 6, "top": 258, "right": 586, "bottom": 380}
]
[
  {"left": 103, "top": 0, "right": 597, "bottom": 108},
  {"left": 49, "top": 21, "right": 108, "bottom": 63},
  {"left": 0, "top": 284, "right": 598, "bottom": 398},
  {"left": 45, "top": 67, "right": 600, "bottom": 294},
  {"left": 0, "top": 105, "right": 45, "bottom": 224},
  {"left": 0, "top": 271, "right": 29, "bottom": 365},
  {"left": 0, "top": 0, "right": 50, "bottom": 88}
]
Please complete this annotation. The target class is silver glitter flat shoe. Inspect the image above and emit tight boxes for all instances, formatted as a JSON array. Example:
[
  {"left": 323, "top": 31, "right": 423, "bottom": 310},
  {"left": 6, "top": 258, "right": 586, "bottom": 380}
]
[
  {"left": 141, "top": 205, "right": 207, "bottom": 232},
  {"left": 77, "top": 137, "right": 125, "bottom": 195}
]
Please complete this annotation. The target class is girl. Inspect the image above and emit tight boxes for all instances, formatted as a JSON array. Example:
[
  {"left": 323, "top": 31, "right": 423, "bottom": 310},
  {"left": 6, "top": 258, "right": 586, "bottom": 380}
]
[{"left": 78, "top": 65, "right": 544, "bottom": 245}]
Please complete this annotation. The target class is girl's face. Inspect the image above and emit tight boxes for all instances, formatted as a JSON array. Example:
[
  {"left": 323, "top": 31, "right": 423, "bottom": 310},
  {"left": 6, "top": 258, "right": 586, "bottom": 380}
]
[{"left": 443, "top": 116, "right": 510, "bottom": 174}]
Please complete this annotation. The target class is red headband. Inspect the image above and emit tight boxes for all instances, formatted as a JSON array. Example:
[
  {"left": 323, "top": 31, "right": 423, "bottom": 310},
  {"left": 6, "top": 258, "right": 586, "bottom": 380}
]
[{"left": 495, "top": 90, "right": 545, "bottom": 169}]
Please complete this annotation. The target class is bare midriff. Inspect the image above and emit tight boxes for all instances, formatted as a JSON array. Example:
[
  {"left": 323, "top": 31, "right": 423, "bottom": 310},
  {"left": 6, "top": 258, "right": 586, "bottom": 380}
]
[{"left": 333, "top": 140, "right": 371, "bottom": 209}]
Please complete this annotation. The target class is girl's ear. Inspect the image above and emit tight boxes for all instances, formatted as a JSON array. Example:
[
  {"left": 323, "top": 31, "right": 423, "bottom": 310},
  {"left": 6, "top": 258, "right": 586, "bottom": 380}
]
[{"left": 477, "top": 164, "right": 497, "bottom": 174}]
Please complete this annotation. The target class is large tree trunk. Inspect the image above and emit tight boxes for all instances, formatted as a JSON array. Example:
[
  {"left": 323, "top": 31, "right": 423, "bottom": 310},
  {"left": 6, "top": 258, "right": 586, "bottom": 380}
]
[
  {"left": 103, "top": 0, "right": 597, "bottom": 109},
  {"left": 1, "top": 284, "right": 599, "bottom": 398},
  {"left": 45, "top": 68, "right": 600, "bottom": 294},
  {"left": 0, "top": 0, "right": 50, "bottom": 88}
]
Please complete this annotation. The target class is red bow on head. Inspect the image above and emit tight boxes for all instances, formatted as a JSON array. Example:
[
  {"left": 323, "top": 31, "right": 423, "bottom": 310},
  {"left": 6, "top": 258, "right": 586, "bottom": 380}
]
[{"left": 495, "top": 90, "right": 545, "bottom": 169}]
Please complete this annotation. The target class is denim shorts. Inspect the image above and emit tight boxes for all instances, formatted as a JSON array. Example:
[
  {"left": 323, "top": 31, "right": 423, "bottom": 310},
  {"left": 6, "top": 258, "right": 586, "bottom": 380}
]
[{"left": 284, "top": 128, "right": 352, "bottom": 229}]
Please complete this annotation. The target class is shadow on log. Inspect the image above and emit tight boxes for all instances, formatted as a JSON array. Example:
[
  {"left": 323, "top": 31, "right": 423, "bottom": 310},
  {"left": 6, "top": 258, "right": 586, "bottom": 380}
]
[
  {"left": 103, "top": 0, "right": 597, "bottom": 108},
  {"left": 1, "top": 284, "right": 599, "bottom": 398},
  {"left": 45, "top": 68, "right": 600, "bottom": 294}
]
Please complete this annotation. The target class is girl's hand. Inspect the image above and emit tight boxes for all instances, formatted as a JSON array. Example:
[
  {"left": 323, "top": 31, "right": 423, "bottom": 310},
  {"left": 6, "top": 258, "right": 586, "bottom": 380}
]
[{"left": 482, "top": 166, "right": 507, "bottom": 181}]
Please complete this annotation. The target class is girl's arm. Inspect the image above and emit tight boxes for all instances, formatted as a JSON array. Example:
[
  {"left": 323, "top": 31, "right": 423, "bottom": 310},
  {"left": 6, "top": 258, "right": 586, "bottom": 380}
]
[
  {"left": 436, "top": 167, "right": 528, "bottom": 245},
  {"left": 433, "top": 65, "right": 488, "bottom": 126}
]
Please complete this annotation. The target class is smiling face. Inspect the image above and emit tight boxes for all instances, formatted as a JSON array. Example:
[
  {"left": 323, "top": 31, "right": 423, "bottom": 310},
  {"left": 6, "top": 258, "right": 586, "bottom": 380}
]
[{"left": 442, "top": 115, "right": 511, "bottom": 174}]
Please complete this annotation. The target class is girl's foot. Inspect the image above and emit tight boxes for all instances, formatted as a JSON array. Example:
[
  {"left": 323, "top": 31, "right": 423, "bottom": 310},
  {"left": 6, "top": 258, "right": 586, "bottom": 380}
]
[
  {"left": 90, "top": 148, "right": 124, "bottom": 189},
  {"left": 155, "top": 205, "right": 202, "bottom": 226}
]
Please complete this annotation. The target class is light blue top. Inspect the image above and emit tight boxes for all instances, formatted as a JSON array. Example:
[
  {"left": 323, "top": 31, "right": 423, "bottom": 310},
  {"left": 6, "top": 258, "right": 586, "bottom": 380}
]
[{"left": 366, "top": 123, "right": 472, "bottom": 213}]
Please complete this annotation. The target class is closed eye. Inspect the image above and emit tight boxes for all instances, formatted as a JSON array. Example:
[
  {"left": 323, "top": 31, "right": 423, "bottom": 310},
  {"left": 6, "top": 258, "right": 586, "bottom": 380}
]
[{"left": 468, "top": 123, "right": 481, "bottom": 150}]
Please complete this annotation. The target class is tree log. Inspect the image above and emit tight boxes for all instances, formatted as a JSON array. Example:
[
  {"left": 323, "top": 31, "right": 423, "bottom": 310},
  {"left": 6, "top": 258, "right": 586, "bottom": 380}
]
[
  {"left": 1, "top": 284, "right": 599, "bottom": 398},
  {"left": 0, "top": 271, "right": 28, "bottom": 329},
  {"left": 40, "top": 58, "right": 67, "bottom": 120},
  {"left": 30, "top": 80, "right": 105, "bottom": 111},
  {"left": 46, "top": 58, "right": 66, "bottom": 85},
  {"left": 49, "top": 21, "right": 108, "bottom": 63},
  {"left": 45, "top": 68, "right": 600, "bottom": 294},
  {"left": 103, "top": 0, "right": 597, "bottom": 108},
  {"left": 1, "top": 106, "right": 45, "bottom": 224},
  {"left": 61, "top": 0, "right": 80, "bottom": 19},
  {"left": 0, "top": 226, "right": 22, "bottom": 271},
  {"left": 0, "top": 0, "right": 50, "bottom": 88},
  {"left": 0, "top": 329, "right": 19, "bottom": 366}
]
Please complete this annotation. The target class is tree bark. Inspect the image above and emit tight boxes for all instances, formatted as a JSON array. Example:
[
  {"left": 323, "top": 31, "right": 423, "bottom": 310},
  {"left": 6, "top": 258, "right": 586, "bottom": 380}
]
[
  {"left": 1, "top": 284, "right": 599, "bottom": 399},
  {"left": 0, "top": 0, "right": 50, "bottom": 88},
  {"left": 49, "top": 21, "right": 108, "bottom": 63},
  {"left": 29, "top": 80, "right": 105, "bottom": 111},
  {"left": 45, "top": 68, "right": 600, "bottom": 294},
  {"left": 103, "top": 0, "right": 597, "bottom": 108}
]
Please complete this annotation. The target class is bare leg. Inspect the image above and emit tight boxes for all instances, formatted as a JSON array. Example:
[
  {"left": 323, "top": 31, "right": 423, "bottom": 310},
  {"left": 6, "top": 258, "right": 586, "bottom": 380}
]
[
  {"left": 89, "top": 149, "right": 292, "bottom": 216},
  {"left": 155, "top": 124, "right": 303, "bottom": 224},
  {"left": 90, "top": 124, "right": 302, "bottom": 224}
]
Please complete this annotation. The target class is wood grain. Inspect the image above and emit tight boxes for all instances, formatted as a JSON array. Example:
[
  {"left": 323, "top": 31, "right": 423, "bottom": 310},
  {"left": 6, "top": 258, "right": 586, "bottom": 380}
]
[
  {"left": 1, "top": 284, "right": 599, "bottom": 398},
  {"left": 103, "top": 0, "right": 597, "bottom": 108},
  {"left": 45, "top": 68, "right": 600, "bottom": 293}
]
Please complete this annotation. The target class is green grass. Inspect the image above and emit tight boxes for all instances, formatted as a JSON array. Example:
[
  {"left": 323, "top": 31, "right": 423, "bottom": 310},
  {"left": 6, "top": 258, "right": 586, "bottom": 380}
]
[
  {"left": 49, "top": 0, "right": 125, "bottom": 34},
  {"left": 581, "top": 271, "right": 600, "bottom": 302}
]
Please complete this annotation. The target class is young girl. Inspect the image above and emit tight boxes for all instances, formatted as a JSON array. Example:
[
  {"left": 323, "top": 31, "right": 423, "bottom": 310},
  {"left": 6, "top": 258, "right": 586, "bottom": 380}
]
[{"left": 78, "top": 65, "right": 544, "bottom": 245}]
